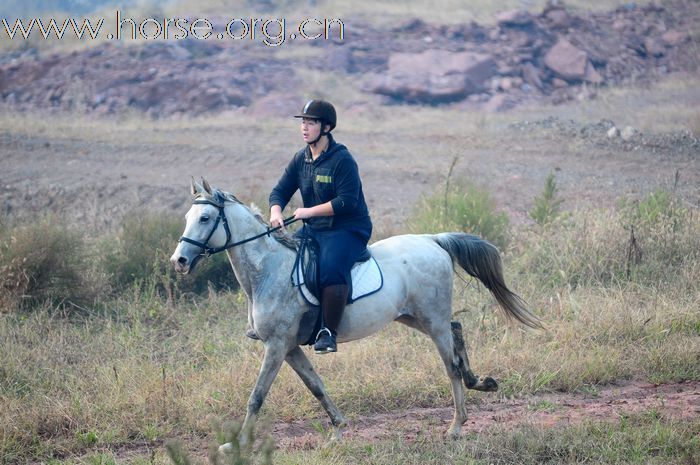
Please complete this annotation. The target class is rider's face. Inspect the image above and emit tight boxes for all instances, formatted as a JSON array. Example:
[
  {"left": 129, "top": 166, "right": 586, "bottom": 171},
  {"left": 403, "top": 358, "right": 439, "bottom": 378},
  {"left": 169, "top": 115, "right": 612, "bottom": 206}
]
[{"left": 300, "top": 117, "right": 321, "bottom": 143}]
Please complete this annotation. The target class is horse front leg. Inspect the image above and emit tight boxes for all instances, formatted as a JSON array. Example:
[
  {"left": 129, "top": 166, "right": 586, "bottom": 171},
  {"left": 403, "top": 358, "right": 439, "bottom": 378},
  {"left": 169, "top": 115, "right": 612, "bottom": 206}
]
[
  {"left": 218, "top": 341, "right": 288, "bottom": 454},
  {"left": 285, "top": 346, "right": 348, "bottom": 439}
]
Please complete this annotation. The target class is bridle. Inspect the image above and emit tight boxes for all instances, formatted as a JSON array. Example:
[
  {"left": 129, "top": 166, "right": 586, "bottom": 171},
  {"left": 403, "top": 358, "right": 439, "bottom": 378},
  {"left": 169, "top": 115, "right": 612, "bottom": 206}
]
[{"left": 178, "top": 198, "right": 298, "bottom": 256}]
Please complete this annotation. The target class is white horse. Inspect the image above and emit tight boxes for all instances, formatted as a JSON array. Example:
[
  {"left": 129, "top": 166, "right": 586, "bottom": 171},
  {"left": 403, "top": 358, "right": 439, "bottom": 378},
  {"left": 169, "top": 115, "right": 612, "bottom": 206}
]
[{"left": 170, "top": 178, "right": 542, "bottom": 450}]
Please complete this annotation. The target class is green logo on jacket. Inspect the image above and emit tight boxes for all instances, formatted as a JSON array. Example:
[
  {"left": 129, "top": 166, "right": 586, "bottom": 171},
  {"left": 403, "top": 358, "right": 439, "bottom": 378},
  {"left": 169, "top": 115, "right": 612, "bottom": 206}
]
[{"left": 316, "top": 174, "right": 333, "bottom": 183}]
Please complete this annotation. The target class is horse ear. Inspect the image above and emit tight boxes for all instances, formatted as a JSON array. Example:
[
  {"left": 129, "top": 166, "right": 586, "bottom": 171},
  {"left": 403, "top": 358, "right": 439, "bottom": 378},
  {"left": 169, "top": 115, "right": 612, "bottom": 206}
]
[
  {"left": 190, "top": 176, "right": 201, "bottom": 195},
  {"left": 201, "top": 177, "right": 213, "bottom": 195}
]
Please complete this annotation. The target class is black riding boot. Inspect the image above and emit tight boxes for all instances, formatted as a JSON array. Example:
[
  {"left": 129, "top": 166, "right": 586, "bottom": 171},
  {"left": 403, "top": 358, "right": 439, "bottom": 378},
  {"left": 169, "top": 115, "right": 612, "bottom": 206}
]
[{"left": 314, "top": 284, "right": 349, "bottom": 354}]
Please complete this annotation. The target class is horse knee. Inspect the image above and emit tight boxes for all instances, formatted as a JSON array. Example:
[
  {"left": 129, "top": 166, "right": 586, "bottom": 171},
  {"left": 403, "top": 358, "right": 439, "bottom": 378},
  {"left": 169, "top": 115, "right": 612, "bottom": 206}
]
[
  {"left": 449, "top": 361, "right": 462, "bottom": 380},
  {"left": 308, "top": 382, "right": 325, "bottom": 400},
  {"left": 247, "top": 394, "right": 264, "bottom": 413}
]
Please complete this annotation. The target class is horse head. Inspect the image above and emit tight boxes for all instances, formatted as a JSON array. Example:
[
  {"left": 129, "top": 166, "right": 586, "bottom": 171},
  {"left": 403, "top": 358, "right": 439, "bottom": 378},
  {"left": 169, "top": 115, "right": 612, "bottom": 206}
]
[{"left": 170, "top": 177, "right": 231, "bottom": 274}]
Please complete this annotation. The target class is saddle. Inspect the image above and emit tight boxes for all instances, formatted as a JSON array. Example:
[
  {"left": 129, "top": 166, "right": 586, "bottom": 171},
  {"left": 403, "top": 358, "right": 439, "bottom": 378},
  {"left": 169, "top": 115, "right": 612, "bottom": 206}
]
[{"left": 290, "top": 232, "right": 383, "bottom": 346}]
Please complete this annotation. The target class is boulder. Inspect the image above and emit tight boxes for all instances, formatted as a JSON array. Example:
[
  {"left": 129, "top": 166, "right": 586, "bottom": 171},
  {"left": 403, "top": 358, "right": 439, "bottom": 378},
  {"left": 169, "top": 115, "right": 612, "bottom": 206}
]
[
  {"left": 584, "top": 61, "right": 603, "bottom": 84},
  {"left": 621, "top": 126, "right": 638, "bottom": 141},
  {"left": 661, "top": 30, "right": 688, "bottom": 46},
  {"left": 643, "top": 38, "right": 665, "bottom": 57},
  {"left": 544, "top": 38, "right": 602, "bottom": 83},
  {"left": 544, "top": 8, "right": 571, "bottom": 28},
  {"left": 366, "top": 49, "right": 495, "bottom": 103},
  {"left": 521, "top": 62, "right": 543, "bottom": 89},
  {"left": 482, "top": 93, "right": 513, "bottom": 112},
  {"left": 249, "top": 92, "right": 301, "bottom": 118}
]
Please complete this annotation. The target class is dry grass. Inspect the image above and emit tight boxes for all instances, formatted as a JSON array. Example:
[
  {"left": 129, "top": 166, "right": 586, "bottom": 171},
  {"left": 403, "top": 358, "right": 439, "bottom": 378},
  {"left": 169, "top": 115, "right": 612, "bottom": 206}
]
[
  {"left": 0, "top": 200, "right": 698, "bottom": 463},
  {"left": 0, "top": 66, "right": 698, "bottom": 465}
]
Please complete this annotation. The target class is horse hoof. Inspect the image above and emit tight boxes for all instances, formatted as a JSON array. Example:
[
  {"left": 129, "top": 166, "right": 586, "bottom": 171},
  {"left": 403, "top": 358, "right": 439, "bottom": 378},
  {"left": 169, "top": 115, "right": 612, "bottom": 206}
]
[
  {"left": 482, "top": 376, "right": 498, "bottom": 392},
  {"left": 218, "top": 442, "right": 233, "bottom": 455}
]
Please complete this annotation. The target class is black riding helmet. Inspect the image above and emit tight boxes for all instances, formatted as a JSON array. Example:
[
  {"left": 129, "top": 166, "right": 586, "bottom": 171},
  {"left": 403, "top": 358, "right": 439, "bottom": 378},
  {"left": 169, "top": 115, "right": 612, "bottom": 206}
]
[{"left": 294, "top": 99, "right": 337, "bottom": 145}]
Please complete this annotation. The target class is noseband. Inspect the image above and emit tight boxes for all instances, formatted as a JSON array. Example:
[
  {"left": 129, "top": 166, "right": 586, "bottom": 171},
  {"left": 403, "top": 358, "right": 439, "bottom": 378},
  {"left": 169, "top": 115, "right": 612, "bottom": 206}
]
[{"left": 178, "top": 198, "right": 298, "bottom": 256}]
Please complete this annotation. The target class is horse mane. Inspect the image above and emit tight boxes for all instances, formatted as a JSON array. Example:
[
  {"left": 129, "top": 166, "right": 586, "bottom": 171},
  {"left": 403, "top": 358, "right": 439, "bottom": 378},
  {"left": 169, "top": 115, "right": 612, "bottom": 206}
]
[{"left": 196, "top": 188, "right": 298, "bottom": 251}]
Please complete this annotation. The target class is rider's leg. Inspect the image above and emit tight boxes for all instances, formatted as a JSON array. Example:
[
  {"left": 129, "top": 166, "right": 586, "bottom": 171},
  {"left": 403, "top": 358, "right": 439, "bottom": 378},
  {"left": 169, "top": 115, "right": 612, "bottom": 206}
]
[
  {"left": 314, "top": 284, "right": 349, "bottom": 353},
  {"left": 313, "top": 229, "right": 363, "bottom": 354}
]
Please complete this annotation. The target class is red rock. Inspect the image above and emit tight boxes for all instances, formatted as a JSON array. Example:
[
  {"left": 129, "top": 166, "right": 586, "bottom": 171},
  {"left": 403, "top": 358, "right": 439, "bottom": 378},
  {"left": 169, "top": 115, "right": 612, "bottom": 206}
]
[
  {"left": 482, "top": 94, "right": 512, "bottom": 112},
  {"left": 366, "top": 50, "right": 495, "bottom": 103},
  {"left": 644, "top": 38, "right": 665, "bottom": 57},
  {"left": 521, "top": 62, "right": 543, "bottom": 89},
  {"left": 544, "top": 38, "right": 601, "bottom": 83},
  {"left": 584, "top": 62, "right": 603, "bottom": 84},
  {"left": 661, "top": 30, "right": 687, "bottom": 46},
  {"left": 545, "top": 9, "right": 571, "bottom": 28}
]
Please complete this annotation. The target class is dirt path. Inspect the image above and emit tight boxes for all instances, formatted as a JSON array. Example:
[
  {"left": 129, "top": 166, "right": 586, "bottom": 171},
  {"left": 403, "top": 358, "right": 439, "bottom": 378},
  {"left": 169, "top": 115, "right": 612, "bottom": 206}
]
[
  {"left": 55, "top": 380, "right": 698, "bottom": 464},
  {"left": 273, "top": 380, "right": 699, "bottom": 449}
]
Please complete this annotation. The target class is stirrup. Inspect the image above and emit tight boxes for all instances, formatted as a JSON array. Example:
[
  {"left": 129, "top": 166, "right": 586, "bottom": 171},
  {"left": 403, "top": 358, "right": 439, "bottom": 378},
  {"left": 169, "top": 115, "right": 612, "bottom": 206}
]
[
  {"left": 315, "top": 327, "right": 332, "bottom": 342},
  {"left": 313, "top": 327, "right": 337, "bottom": 354}
]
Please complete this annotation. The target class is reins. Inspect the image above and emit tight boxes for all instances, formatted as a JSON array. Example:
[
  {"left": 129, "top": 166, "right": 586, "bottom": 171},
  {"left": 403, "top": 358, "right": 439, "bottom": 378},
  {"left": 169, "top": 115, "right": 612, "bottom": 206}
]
[{"left": 178, "top": 198, "right": 300, "bottom": 256}]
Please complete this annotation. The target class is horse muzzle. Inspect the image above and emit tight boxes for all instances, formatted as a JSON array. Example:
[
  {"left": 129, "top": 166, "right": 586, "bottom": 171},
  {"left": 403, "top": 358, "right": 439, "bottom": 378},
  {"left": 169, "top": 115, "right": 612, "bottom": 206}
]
[{"left": 170, "top": 251, "right": 202, "bottom": 274}]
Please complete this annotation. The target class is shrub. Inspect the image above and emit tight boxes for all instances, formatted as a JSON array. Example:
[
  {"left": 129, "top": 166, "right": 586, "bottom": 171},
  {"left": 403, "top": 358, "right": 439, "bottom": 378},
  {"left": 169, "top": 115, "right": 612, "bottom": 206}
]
[
  {"left": 530, "top": 172, "right": 563, "bottom": 226},
  {"left": 411, "top": 179, "right": 510, "bottom": 249},
  {"left": 0, "top": 215, "right": 104, "bottom": 311},
  {"left": 101, "top": 210, "right": 237, "bottom": 297},
  {"left": 515, "top": 189, "right": 699, "bottom": 289}
]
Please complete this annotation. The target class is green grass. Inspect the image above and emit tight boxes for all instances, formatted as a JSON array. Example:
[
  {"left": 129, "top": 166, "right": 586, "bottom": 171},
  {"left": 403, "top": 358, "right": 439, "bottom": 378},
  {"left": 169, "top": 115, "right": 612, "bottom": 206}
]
[{"left": 410, "top": 173, "right": 510, "bottom": 249}]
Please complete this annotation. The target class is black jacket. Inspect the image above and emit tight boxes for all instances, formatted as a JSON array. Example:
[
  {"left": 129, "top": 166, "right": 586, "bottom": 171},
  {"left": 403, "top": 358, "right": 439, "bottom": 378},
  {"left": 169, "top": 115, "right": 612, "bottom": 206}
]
[{"left": 269, "top": 134, "right": 372, "bottom": 234}]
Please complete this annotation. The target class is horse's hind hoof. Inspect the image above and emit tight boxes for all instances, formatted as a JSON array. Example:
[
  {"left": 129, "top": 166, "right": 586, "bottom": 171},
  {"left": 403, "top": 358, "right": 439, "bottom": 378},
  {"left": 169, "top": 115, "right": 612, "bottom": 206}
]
[
  {"left": 218, "top": 442, "right": 233, "bottom": 455},
  {"left": 471, "top": 376, "right": 498, "bottom": 392},
  {"left": 481, "top": 376, "right": 498, "bottom": 392}
]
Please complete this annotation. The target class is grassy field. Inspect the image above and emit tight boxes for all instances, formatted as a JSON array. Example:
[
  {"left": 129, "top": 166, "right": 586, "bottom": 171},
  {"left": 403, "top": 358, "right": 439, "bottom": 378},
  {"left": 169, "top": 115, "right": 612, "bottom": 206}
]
[
  {"left": 1, "top": 161, "right": 699, "bottom": 464},
  {"left": 0, "top": 39, "right": 699, "bottom": 464},
  {"left": 0, "top": 198, "right": 700, "bottom": 464}
]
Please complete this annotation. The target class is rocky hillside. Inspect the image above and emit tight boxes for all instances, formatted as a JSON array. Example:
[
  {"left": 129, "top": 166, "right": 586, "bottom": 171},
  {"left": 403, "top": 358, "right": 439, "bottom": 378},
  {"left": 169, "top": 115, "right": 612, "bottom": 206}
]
[{"left": 0, "top": 1, "right": 697, "bottom": 117}]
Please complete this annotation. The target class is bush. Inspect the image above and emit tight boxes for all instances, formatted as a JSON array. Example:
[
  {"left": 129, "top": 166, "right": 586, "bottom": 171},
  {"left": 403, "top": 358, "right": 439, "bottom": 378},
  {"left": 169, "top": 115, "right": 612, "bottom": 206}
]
[
  {"left": 0, "top": 215, "right": 104, "bottom": 311},
  {"left": 411, "top": 179, "right": 510, "bottom": 249},
  {"left": 529, "top": 172, "right": 563, "bottom": 226},
  {"left": 101, "top": 210, "right": 237, "bottom": 297},
  {"left": 515, "top": 189, "right": 699, "bottom": 289}
]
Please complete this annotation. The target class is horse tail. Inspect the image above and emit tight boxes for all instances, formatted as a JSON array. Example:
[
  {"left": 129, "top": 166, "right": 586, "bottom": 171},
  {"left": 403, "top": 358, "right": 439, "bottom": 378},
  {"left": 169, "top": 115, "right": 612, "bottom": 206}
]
[{"left": 433, "top": 233, "right": 543, "bottom": 329}]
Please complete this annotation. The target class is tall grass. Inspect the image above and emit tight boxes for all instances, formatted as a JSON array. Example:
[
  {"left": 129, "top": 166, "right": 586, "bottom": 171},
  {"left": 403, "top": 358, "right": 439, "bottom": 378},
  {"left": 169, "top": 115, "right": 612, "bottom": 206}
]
[
  {"left": 0, "top": 210, "right": 237, "bottom": 315},
  {"left": 0, "top": 187, "right": 698, "bottom": 463},
  {"left": 0, "top": 215, "right": 107, "bottom": 311},
  {"left": 410, "top": 175, "right": 510, "bottom": 249},
  {"left": 529, "top": 172, "right": 563, "bottom": 227},
  {"left": 513, "top": 190, "right": 699, "bottom": 289},
  {"left": 100, "top": 209, "right": 237, "bottom": 298}
]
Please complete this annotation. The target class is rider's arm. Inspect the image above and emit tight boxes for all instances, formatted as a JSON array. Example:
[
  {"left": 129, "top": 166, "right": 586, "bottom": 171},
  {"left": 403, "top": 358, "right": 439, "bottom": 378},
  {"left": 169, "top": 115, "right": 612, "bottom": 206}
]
[
  {"left": 329, "top": 156, "right": 361, "bottom": 216},
  {"left": 269, "top": 153, "right": 300, "bottom": 211}
]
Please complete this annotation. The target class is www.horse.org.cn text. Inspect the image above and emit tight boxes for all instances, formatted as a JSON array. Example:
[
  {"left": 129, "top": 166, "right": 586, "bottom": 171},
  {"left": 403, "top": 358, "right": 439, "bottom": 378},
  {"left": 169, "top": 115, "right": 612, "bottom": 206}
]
[{"left": 1, "top": 12, "right": 345, "bottom": 47}]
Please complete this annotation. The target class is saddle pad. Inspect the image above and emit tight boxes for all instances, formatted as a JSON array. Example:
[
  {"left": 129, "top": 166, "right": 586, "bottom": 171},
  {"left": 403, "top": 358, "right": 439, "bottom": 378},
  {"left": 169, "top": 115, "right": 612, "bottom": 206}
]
[{"left": 292, "top": 255, "right": 383, "bottom": 306}]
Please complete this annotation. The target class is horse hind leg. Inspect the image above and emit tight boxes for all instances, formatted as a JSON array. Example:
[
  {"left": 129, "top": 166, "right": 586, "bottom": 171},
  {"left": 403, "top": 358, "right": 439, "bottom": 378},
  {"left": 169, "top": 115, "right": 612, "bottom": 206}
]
[
  {"left": 421, "top": 320, "right": 468, "bottom": 439},
  {"left": 451, "top": 321, "right": 498, "bottom": 392}
]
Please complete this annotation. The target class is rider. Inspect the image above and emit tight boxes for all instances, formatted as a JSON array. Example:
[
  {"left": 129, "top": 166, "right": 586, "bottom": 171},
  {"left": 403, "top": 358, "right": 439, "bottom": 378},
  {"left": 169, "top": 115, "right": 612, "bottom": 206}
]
[{"left": 268, "top": 99, "right": 373, "bottom": 353}]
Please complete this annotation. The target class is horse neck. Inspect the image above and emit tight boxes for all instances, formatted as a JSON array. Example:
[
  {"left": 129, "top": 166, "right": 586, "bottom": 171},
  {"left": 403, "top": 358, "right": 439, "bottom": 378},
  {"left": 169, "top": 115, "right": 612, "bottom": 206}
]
[{"left": 222, "top": 203, "right": 293, "bottom": 300}]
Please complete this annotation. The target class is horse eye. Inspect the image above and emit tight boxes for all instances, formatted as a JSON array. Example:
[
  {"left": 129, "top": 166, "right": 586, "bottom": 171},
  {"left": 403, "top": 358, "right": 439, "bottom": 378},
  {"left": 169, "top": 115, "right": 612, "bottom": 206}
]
[{"left": 200, "top": 215, "right": 209, "bottom": 223}]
